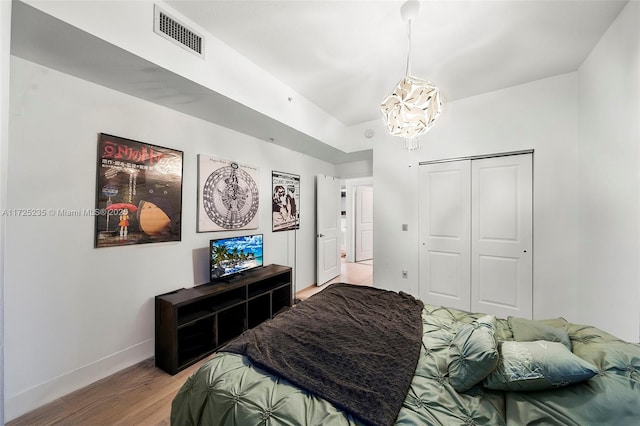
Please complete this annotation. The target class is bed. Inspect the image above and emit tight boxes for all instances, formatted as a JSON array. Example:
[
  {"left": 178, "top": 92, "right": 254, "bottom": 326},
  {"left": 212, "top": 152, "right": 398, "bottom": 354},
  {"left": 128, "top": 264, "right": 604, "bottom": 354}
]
[{"left": 171, "top": 283, "right": 640, "bottom": 425}]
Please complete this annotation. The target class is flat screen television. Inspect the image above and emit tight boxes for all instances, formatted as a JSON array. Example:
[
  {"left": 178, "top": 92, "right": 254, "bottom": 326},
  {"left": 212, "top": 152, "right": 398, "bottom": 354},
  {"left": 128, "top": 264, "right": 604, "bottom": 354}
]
[{"left": 210, "top": 234, "right": 263, "bottom": 281}]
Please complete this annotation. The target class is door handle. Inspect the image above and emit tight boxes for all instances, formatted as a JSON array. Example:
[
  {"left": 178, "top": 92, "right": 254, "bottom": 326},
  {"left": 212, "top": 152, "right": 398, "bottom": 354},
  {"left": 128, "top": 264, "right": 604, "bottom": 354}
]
[{"left": 317, "top": 233, "right": 324, "bottom": 238}]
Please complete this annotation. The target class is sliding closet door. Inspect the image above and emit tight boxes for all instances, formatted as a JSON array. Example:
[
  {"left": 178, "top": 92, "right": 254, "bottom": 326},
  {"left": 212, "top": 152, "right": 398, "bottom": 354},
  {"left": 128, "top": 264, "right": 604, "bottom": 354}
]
[
  {"left": 419, "top": 160, "right": 471, "bottom": 311},
  {"left": 471, "top": 154, "right": 532, "bottom": 318}
]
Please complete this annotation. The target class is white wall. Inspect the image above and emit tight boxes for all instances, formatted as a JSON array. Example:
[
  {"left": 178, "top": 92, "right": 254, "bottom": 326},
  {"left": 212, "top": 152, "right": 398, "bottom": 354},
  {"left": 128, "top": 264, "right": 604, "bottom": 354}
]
[
  {"left": 577, "top": 1, "right": 640, "bottom": 342},
  {"left": 336, "top": 159, "right": 372, "bottom": 179},
  {"left": 372, "top": 73, "right": 581, "bottom": 323},
  {"left": 22, "top": 0, "right": 349, "bottom": 152},
  {"left": 5, "top": 57, "right": 337, "bottom": 421},
  {"left": 373, "top": 0, "right": 640, "bottom": 344},
  {"left": 1, "top": 1, "right": 12, "bottom": 422}
]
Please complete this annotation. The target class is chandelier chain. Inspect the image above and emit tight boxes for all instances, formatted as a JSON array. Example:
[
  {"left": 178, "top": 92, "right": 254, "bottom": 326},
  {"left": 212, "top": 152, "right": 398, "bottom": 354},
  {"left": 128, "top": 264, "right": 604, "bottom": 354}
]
[
  {"left": 379, "top": 0, "right": 442, "bottom": 149},
  {"left": 405, "top": 19, "right": 412, "bottom": 77}
]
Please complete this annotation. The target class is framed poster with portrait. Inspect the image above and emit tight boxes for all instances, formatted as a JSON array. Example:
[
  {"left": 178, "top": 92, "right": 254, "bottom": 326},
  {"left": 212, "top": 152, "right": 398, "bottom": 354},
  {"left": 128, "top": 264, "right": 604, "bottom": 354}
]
[
  {"left": 272, "top": 171, "right": 300, "bottom": 232},
  {"left": 94, "top": 133, "right": 183, "bottom": 248},
  {"left": 198, "top": 155, "right": 260, "bottom": 232}
]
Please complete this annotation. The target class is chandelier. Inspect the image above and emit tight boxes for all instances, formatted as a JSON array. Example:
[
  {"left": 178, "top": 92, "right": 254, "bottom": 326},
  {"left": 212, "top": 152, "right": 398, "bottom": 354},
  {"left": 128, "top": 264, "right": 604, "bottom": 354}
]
[{"left": 380, "top": 0, "right": 442, "bottom": 150}]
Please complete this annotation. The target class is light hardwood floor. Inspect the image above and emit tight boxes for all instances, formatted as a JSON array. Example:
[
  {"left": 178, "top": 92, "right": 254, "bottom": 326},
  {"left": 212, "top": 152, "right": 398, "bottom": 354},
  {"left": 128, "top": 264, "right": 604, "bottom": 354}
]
[
  {"left": 296, "top": 258, "right": 373, "bottom": 300},
  {"left": 7, "top": 260, "right": 372, "bottom": 426}
]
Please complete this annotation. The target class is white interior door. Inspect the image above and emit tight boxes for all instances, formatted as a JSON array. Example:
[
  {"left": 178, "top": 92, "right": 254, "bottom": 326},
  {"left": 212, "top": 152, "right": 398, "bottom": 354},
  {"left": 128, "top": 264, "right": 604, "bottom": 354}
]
[
  {"left": 471, "top": 154, "right": 533, "bottom": 318},
  {"left": 355, "top": 185, "right": 374, "bottom": 262},
  {"left": 316, "top": 174, "right": 341, "bottom": 285},
  {"left": 419, "top": 160, "right": 472, "bottom": 311}
]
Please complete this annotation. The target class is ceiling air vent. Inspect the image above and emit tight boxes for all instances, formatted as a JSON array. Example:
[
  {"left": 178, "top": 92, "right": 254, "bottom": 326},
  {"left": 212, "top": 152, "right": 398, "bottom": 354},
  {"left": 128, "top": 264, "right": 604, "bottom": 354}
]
[{"left": 154, "top": 5, "right": 204, "bottom": 58}]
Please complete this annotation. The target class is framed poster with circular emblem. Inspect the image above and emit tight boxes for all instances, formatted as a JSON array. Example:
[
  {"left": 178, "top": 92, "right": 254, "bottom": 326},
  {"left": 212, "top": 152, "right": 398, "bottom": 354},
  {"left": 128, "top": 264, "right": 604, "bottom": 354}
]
[{"left": 197, "top": 155, "right": 260, "bottom": 232}]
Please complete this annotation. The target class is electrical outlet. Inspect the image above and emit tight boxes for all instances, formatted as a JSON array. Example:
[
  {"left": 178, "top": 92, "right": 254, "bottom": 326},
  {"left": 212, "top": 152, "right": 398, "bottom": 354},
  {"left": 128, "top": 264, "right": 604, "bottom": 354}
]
[{"left": 402, "top": 270, "right": 408, "bottom": 279}]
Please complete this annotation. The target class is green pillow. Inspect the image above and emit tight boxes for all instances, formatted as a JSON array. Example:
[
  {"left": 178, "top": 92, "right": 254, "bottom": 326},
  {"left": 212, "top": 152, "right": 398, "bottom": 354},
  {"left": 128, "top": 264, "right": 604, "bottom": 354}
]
[
  {"left": 509, "top": 316, "right": 572, "bottom": 350},
  {"left": 448, "top": 315, "right": 499, "bottom": 392},
  {"left": 483, "top": 340, "right": 597, "bottom": 391}
]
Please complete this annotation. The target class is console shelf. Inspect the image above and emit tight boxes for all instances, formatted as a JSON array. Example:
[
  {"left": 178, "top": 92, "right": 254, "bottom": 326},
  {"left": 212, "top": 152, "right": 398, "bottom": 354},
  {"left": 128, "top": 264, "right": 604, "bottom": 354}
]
[{"left": 155, "top": 264, "right": 292, "bottom": 374}]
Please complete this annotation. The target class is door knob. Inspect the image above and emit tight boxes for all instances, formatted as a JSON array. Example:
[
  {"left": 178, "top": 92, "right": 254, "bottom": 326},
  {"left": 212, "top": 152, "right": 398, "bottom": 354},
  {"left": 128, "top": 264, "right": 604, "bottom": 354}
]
[{"left": 317, "top": 233, "right": 324, "bottom": 238}]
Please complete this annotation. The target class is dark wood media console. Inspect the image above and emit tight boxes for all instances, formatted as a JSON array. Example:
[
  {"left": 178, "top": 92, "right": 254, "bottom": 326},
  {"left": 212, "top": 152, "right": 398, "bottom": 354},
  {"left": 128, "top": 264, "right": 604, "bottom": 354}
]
[{"left": 155, "top": 264, "right": 292, "bottom": 374}]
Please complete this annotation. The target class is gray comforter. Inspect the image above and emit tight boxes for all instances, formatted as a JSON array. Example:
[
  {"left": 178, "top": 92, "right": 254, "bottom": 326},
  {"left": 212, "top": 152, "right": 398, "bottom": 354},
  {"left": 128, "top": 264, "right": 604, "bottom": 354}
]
[{"left": 222, "top": 283, "right": 424, "bottom": 426}]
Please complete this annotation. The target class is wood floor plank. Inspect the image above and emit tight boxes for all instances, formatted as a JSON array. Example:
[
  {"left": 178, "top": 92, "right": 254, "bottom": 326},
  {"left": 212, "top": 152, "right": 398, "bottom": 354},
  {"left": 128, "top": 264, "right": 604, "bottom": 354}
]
[{"left": 7, "top": 356, "right": 212, "bottom": 426}]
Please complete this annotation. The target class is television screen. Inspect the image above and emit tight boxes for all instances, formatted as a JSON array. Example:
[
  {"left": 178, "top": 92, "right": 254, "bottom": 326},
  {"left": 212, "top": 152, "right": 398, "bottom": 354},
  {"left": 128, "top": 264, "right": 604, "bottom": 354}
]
[{"left": 210, "top": 234, "right": 263, "bottom": 280}]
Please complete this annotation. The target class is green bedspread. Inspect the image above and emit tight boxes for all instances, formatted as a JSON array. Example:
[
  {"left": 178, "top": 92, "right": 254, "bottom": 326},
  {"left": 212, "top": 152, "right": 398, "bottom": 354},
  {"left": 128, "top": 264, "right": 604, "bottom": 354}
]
[
  {"left": 171, "top": 301, "right": 640, "bottom": 425},
  {"left": 221, "top": 283, "right": 424, "bottom": 426}
]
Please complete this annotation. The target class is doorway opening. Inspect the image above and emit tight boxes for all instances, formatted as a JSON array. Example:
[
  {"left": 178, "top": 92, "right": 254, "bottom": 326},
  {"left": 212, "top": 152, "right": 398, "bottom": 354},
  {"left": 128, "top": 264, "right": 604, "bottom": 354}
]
[
  {"left": 342, "top": 177, "right": 373, "bottom": 274},
  {"left": 314, "top": 175, "right": 374, "bottom": 289}
]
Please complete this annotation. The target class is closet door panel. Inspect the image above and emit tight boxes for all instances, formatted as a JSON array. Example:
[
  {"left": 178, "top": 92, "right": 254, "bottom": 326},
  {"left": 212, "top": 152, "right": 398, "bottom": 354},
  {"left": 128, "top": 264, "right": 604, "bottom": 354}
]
[
  {"left": 419, "top": 161, "right": 471, "bottom": 310},
  {"left": 471, "top": 154, "right": 532, "bottom": 318},
  {"left": 476, "top": 255, "right": 519, "bottom": 307}
]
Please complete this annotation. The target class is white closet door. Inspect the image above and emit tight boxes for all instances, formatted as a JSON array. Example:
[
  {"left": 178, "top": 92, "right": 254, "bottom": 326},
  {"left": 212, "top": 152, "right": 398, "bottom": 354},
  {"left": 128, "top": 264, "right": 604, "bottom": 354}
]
[
  {"left": 471, "top": 154, "right": 532, "bottom": 318},
  {"left": 419, "top": 160, "right": 471, "bottom": 310}
]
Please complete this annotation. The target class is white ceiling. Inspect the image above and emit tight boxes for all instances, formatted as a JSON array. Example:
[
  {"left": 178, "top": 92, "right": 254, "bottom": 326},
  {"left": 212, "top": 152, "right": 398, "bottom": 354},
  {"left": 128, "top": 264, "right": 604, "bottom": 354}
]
[
  {"left": 9, "top": 1, "right": 629, "bottom": 163},
  {"left": 166, "top": 0, "right": 629, "bottom": 127}
]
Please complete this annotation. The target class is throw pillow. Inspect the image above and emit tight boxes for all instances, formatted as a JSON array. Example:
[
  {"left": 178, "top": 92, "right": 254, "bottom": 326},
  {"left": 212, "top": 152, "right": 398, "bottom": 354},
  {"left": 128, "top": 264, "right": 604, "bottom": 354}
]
[
  {"left": 448, "top": 315, "right": 499, "bottom": 392},
  {"left": 509, "top": 316, "right": 572, "bottom": 350},
  {"left": 483, "top": 340, "right": 597, "bottom": 391}
]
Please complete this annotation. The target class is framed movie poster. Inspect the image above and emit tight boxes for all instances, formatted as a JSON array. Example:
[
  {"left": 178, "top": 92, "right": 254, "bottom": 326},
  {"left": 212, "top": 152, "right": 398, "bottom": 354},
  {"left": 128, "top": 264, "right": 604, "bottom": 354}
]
[
  {"left": 272, "top": 170, "right": 300, "bottom": 232},
  {"left": 198, "top": 155, "right": 260, "bottom": 232},
  {"left": 94, "top": 133, "right": 183, "bottom": 248}
]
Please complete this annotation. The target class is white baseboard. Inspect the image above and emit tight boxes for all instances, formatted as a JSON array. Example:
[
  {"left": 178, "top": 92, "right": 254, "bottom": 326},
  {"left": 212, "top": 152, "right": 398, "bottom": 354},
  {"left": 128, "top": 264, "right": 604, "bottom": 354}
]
[{"left": 5, "top": 339, "right": 154, "bottom": 422}]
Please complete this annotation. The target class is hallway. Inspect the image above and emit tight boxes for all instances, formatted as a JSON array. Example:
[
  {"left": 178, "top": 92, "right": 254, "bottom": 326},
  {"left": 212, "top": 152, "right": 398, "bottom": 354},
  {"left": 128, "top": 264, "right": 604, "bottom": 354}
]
[{"left": 296, "top": 259, "right": 373, "bottom": 300}]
